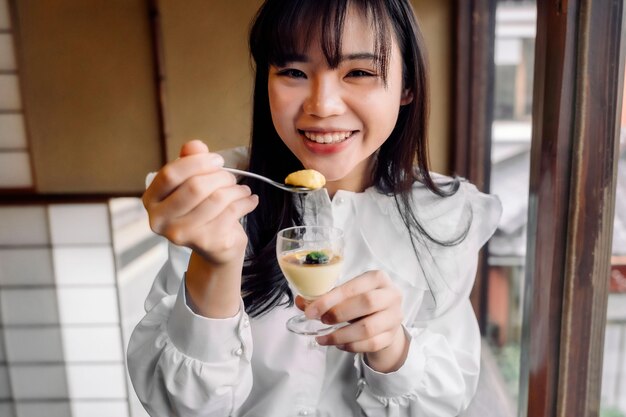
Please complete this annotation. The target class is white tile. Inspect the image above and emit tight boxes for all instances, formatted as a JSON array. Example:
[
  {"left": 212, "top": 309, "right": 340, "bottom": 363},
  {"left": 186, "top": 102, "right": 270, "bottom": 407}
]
[
  {"left": 0, "top": 248, "right": 54, "bottom": 286},
  {"left": 57, "top": 287, "right": 119, "bottom": 325},
  {"left": 67, "top": 364, "right": 127, "bottom": 399},
  {"left": 0, "top": 289, "right": 59, "bottom": 325},
  {"left": 0, "top": 152, "right": 32, "bottom": 188},
  {"left": 4, "top": 327, "right": 64, "bottom": 362},
  {"left": 0, "top": 333, "right": 4, "bottom": 361},
  {"left": 0, "top": 74, "right": 21, "bottom": 110},
  {"left": 48, "top": 204, "right": 111, "bottom": 245},
  {"left": 0, "top": 0, "right": 10, "bottom": 30},
  {"left": 0, "top": 34, "right": 15, "bottom": 70},
  {"left": 0, "top": 365, "right": 10, "bottom": 399},
  {"left": 15, "top": 402, "right": 70, "bottom": 417},
  {"left": 0, "top": 114, "right": 27, "bottom": 149},
  {"left": 10, "top": 365, "right": 68, "bottom": 399},
  {"left": 53, "top": 246, "right": 115, "bottom": 286},
  {"left": 71, "top": 401, "right": 129, "bottom": 417},
  {"left": 61, "top": 326, "right": 123, "bottom": 362},
  {"left": 0, "top": 403, "right": 15, "bottom": 417},
  {"left": 0, "top": 205, "right": 49, "bottom": 245}
]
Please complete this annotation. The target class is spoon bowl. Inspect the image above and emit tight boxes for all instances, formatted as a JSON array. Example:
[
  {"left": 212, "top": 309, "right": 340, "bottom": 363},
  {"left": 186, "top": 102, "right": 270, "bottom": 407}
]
[{"left": 223, "top": 167, "right": 315, "bottom": 193}]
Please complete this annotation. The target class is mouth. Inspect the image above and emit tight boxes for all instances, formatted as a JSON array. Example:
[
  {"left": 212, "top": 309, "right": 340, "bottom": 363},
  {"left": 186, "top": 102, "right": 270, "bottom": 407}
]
[{"left": 299, "top": 130, "right": 357, "bottom": 144}]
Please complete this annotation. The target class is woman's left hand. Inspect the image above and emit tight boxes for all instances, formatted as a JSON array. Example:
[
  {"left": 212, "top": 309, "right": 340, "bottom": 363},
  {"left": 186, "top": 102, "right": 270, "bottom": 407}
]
[{"left": 295, "top": 270, "right": 410, "bottom": 373}]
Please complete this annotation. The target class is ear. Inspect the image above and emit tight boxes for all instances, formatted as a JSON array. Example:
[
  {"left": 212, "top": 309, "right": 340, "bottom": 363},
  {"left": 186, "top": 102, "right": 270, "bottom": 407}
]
[{"left": 400, "top": 88, "right": 414, "bottom": 106}]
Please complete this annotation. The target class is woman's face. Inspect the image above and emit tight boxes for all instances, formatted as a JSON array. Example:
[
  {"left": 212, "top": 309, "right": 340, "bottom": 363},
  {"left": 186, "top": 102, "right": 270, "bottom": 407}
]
[{"left": 267, "top": 8, "right": 412, "bottom": 195}]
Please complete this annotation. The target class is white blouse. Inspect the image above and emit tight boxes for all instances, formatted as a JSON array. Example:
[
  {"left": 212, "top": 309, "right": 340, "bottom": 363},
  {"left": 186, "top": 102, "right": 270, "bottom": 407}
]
[{"left": 127, "top": 174, "right": 502, "bottom": 417}]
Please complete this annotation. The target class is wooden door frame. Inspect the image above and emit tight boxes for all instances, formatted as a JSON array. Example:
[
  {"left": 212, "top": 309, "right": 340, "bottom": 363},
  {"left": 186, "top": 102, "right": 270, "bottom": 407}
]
[{"left": 452, "top": 0, "right": 625, "bottom": 416}]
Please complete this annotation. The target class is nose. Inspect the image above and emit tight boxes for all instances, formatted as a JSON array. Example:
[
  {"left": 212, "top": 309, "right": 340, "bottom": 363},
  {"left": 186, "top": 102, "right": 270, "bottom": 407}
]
[{"left": 303, "top": 76, "right": 346, "bottom": 117}]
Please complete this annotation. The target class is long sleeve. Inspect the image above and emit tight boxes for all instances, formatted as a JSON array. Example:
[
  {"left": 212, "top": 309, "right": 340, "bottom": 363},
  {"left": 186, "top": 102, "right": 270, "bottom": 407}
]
[
  {"left": 348, "top": 177, "right": 502, "bottom": 416},
  {"left": 126, "top": 243, "right": 254, "bottom": 417},
  {"left": 354, "top": 299, "right": 480, "bottom": 416}
]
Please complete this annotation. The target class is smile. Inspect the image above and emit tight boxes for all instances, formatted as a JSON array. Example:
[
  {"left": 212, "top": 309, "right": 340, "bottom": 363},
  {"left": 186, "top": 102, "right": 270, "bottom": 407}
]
[{"left": 300, "top": 130, "right": 356, "bottom": 144}]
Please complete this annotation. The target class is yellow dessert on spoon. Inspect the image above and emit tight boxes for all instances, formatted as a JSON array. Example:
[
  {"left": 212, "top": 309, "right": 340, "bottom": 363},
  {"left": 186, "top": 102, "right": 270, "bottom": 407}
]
[{"left": 284, "top": 169, "right": 326, "bottom": 190}]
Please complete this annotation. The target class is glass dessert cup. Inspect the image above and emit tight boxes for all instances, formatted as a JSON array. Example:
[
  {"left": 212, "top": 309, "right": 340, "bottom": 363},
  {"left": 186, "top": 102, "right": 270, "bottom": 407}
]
[{"left": 276, "top": 226, "right": 344, "bottom": 336}]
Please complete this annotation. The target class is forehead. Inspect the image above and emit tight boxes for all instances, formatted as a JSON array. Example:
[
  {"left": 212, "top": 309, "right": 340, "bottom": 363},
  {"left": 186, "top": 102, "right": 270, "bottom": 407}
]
[{"left": 258, "top": 1, "right": 395, "bottom": 77}]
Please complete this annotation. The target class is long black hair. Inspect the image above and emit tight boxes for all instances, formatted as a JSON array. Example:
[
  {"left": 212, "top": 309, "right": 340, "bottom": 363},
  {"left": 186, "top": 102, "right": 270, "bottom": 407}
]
[{"left": 241, "top": 0, "right": 467, "bottom": 317}]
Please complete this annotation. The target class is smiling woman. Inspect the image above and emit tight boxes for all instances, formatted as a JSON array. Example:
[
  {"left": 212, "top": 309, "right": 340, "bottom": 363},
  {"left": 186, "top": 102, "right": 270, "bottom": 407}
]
[{"left": 127, "top": 0, "right": 503, "bottom": 416}]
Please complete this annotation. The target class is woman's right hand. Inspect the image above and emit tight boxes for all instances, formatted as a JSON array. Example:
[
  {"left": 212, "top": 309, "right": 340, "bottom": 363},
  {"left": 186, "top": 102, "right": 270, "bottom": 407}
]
[{"left": 142, "top": 140, "right": 259, "bottom": 267}]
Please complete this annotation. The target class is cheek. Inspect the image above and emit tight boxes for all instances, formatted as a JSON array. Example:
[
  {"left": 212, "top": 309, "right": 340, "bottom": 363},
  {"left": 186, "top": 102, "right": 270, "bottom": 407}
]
[{"left": 269, "top": 88, "right": 299, "bottom": 131}]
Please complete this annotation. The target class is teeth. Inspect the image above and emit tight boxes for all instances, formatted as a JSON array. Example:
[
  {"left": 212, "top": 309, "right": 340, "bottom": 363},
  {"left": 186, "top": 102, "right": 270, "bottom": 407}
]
[{"left": 303, "top": 131, "right": 352, "bottom": 144}]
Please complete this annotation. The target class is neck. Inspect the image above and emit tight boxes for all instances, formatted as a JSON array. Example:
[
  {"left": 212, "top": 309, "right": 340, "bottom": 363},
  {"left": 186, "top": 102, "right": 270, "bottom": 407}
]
[{"left": 324, "top": 157, "right": 374, "bottom": 198}]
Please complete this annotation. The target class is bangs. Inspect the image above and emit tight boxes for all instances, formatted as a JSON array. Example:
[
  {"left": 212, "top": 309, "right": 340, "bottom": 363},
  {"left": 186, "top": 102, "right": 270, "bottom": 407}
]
[{"left": 250, "top": 0, "right": 392, "bottom": 81}]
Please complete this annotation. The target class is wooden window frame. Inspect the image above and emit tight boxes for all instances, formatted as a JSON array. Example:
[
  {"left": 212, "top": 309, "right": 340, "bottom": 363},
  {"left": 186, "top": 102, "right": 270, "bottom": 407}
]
[{"left": 453, "top": 0, "right": 626, "bottom": 416}]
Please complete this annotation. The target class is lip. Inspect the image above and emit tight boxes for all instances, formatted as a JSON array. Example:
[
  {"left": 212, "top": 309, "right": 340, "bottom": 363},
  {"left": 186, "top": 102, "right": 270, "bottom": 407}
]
[{"left": 298, "top": 129, "right": 358, "bottom": 154}]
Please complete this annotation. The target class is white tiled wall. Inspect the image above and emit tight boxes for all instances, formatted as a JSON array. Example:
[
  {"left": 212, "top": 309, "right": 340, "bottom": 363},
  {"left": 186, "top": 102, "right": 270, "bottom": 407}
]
[
  {"left": 0, "top": 202, "right": 136, "bottom": 415},
  {"left": 52, "top": 247, "right": 115, "bottom": 285},
  {"left": 0, "top": 288, "right": 60, "bottom": 326},
  {"left": 0, "top": 152, "right": 33, "bottom": 188},
  {"left": 0, "top": 206, "right": 49, "bottom": 245},
  {"left": 0, "top": 33, "right": 15, "bottom": 69},
  {"left": 0, "top": 365, "right": 11, "bottom": 399},
  {"left": 0, "top": 0, "right": 32, "bottom": 190},
  {"left": 15, "top": 402, "right": 71, "bottom": 417},
  {"left": 9, "top": 365, "right": 68, "bottom": 399},
  {"left": 66, "top": 364, "right": 127, "bottom": 399},
  {"left": 0, "top": 114, "right": 27, "bottom": 148},
  {"left": 0, "top": 0, "right": 10, "bottom": 30},
  {"left": 71, "top": 401, "right": 129, "bottom": 417},
  {"left": 4, "top": 328, "right": 64, "bottom": 363},
  {"left": 0, "top": 74, "right": 21, "bottom": 110},
  {"left": 61, "top": 326, "right": 123, "bottom": 362},
  {"left": 0, "top": 403, "right": 15, "bottom": 417},
  {"left": 48, "top": 204, "right": 111, "bottom": 245},
  {"left": 57, "top": 287, "right": 120, "bottom": 325},
  {"left": 0, "top": 248, "right": 54, "bottom": 286}
]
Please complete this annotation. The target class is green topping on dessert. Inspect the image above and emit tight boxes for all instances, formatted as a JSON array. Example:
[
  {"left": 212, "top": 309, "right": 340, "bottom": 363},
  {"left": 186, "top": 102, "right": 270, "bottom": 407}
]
[{"left": 304, "top": 251, "right": 329, "bottom": 264}]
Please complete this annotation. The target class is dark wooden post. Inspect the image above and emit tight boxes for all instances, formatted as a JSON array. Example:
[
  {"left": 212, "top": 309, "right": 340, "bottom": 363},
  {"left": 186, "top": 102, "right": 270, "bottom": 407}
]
[
  {"left": 453, "top": 0, "right": 496, "bottom": 334},
  {"left": 519, "top": 1, "right": 625, "bottom": 416}
]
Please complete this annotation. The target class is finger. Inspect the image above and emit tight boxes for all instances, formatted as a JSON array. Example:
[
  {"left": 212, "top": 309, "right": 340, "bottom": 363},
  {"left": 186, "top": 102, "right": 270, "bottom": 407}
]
[
  {"left": 305, "top": 270, "right": 391, "bottom": 319},
  {"left": 190, "top": 193, "right": 260, "bottom": 251},
  {"left": 295, "top": 295, "right": 307, "bottom": 311},
  {"left": 168, "top": 184, "right": 254, "bottom": 232},
  {"left": 334, "top": 331, "right": 398, "bottom": 354},
  {"left": 152, "top": 171, "right": 237, "bottom": 220},
  {"left": 163, "top": 190, "right": 259, "bottom": 248},
  {"left": 179, "top": 140, "right": 209, "bottom": 157},
  {"left": 144, "top": 153, "right": 225, "bottom": 203},
  {"left": 316, "top": 310, "right": 400, "bottom": 347},
  {"left": 319, "top": 288, "right": 401, "bottom": 325}
]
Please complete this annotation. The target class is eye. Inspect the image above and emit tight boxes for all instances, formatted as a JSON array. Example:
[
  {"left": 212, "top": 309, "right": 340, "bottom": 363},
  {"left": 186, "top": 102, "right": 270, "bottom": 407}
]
[
  {"left": 277, "top": 68, "right": 307, "bottom": 79},
  {"left": 346, "top": 69, "right": 377, "bottom": 78}
]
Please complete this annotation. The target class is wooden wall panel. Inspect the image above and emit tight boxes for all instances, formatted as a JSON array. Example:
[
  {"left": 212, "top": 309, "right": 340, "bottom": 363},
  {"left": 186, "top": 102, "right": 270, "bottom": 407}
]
[
  {"left": 413, "top": 0, "right": 453, "bottom": 174},
  {"left": 157, "top": 0, "right": 261, "bottom": 161},
  {"left": 14, "top": 0, "right": 162, "bottom": 194}
]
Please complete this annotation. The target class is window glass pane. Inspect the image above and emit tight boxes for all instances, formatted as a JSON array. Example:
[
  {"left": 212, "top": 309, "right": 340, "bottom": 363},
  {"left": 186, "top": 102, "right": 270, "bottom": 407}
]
[
  {"left": 486, "top": 1, "right": 535, "bottom": 414},
  {"left": 600, "top": 66, "right": 626, "bottom": 417}
]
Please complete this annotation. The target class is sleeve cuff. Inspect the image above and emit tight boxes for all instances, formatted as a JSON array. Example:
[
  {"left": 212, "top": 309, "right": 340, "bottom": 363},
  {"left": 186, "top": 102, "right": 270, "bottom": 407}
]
[
  {"left": 166, "top": 276, "right": 251, "bottom": 363},
  {"left": 359, "top": 326, "right": 426, "bottom": 398}
]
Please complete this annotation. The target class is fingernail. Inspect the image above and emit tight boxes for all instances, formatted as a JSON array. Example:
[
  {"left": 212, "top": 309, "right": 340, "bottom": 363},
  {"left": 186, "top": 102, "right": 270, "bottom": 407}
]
[
  {"left": 211, "top": 155, "right": 225, "bottom": 166},
  {"left": 335, "top": 344, "right": 346, "bottom": 350}
]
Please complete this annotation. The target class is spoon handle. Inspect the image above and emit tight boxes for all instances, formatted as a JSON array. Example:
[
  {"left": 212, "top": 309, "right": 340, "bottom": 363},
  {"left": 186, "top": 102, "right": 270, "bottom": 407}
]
[{"left": 223, "top": 167, "right": 312, "bottom": 193}]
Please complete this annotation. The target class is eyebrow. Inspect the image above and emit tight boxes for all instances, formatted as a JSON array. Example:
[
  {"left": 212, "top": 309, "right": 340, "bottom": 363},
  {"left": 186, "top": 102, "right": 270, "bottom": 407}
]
[{"left": 279, "top": 52, "right": 378, "bottom": 64}]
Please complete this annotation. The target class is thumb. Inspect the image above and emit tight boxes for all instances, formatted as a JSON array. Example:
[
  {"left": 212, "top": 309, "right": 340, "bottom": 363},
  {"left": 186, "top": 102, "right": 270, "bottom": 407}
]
[{"left": 179, "top": 139, "right": 209, "bottom": 158}]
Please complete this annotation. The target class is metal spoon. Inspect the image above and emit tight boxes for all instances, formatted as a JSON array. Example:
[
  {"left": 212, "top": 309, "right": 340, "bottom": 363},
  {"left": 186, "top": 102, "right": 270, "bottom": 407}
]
[{"left": 223, "top": 167, "right": 315, "bottom": 193}]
